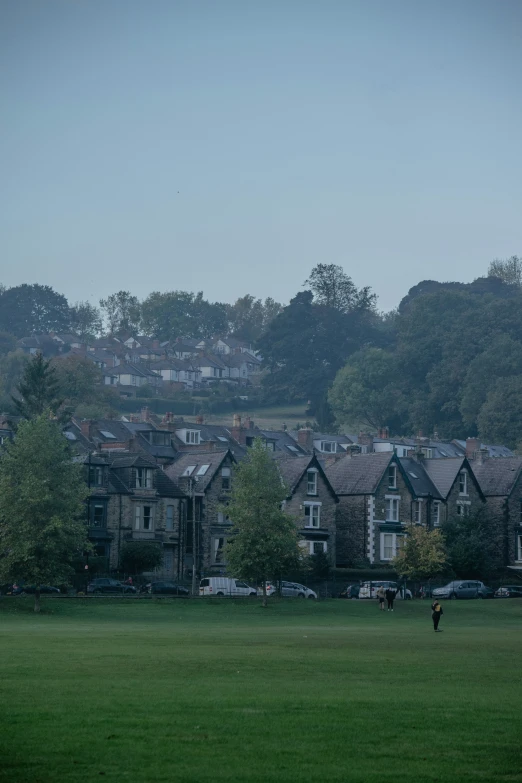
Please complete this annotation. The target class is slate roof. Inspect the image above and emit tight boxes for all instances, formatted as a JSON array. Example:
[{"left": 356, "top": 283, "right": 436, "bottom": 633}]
[
  {"left": 399, "top": 458, "right": 443, "bottom": 499},
  {"left": 112, "top": 363, "right": 160, "bottom": 378},
  {"left": 452, "top": 440, "right": 514, "bottom": 458},
  {"left": 164, "top": 451, "right": 232, "bottom": 492},
  {"left": 259, "top": 429, "right": 309, "bottom": 456},
  {"left": 422, "top": 458, "right": 465, "bottom": 498},
  {"left": 471, "top": 457, "right": 522, "bottom": 496},
  {"left": 325, "top": 452, "right": 392, "bottom": 495},
  {"left": 274, "top": 456, "right": 312, "bottom": 493}
]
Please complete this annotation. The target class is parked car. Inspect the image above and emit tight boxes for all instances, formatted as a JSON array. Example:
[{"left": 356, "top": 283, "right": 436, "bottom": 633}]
[
  {"left": 199, "top": 577, "right": 257, "bottom": 596},
  {"left": 432, "top": 580, "right": 494, "bottom": 599},
  {"left": 494, "top": 585, "right": 522, "bottom": 598},
  {"left": 257, "top": 581, "right": 317, "bottom": 599},
  {"left": 338, "top": 584, "right": 360, "bottom": 599},
  {"left": 146, "top": 582, "right": 190, "bottom": 596},
  {"left": 87, "top": 578, "right": 137, "bottom": 594},
  {"left": 358, "top": 581, "right": 412, "bottom": 600},
  {"left": 12, "top": 585, "right": 61, "bottom": 595}
]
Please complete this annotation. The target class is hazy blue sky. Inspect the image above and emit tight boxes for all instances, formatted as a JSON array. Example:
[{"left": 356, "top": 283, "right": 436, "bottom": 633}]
[{"left": 1, "top": 0, "right": 521, "bottom": 312}]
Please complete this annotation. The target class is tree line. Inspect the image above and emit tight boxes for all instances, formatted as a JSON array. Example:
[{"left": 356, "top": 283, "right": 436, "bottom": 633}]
[{"left": 1, "top": 255, "right": 522, "bottom": 443}]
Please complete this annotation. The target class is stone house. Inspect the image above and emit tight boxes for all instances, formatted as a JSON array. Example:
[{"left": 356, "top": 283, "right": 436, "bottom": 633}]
[
  {"left": 84, "top": 453, "right": 185, "bottom": 577},
  {"left": 164, "top": 450, "right": 237, "bottom": 577},
  {"left": 276, "top": 455, "right": 338, "bottom": 566},
  {"left": 470, "top": 455, "right": 522, "bottom": 567}
]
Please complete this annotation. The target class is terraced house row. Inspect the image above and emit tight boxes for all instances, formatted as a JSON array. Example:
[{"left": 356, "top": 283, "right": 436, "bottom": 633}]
[{"left": 2, "top": 411, "right": 520, "bottom": 578}]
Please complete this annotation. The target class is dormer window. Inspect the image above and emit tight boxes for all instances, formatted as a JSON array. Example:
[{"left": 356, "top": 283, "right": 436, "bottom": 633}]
[
  {"left": 135, "top": 467, "right": 153, "bottom": 489},
  {"left": 89, "top": 465, "right": 105, "bottom": 487},
  {"left": 388, "top": 465, "right": 397, "bottom": 489},
  {"left": 307, "top": 470, "right": 318, "bottom": 496},
  {"left": 185, "top": 430, "right": 200, "bottom": 445},
  {"left": 320, "top": 441, "right": 336, "bottom": 453},
  {"left": 459, "top": 471, "right": 468, "bottom": 496}
]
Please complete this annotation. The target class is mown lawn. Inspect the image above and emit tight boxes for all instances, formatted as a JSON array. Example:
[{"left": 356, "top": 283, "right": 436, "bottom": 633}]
[{"left": 1, "top": 597, "right": 521, "bottom": 783}]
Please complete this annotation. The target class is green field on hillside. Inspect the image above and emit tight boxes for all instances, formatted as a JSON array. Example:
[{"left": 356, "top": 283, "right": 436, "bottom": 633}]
[{"left": 1, "top": 598, "right": 521, "bottom": 783}]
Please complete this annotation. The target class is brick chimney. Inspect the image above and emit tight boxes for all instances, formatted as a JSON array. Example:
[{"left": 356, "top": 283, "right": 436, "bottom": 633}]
[
  {"left": 358, "top": 432, "right": 373, "bottom": 453},
  {"left": 195, "top": 414, "right": 204, "bottom": 425},
  {"left": 297, "top": 428, "right": 314, "bottom": 451},
  {"left": 80, "top": 420, "right": 92, "bottom": 438},
  {"left": 377, "top": 426, "right": 389, "bottom": 439},
  {"left": 244, "top": 416, "right": 254, "bottom": 430},
  {"left": 231, "top": 414, "right": 243, "bottom": 444},
  {"left": 141, "top": 406, "right": 150, "bottom": 423},
  {"left": 465, "top": 437, "right": 481, "bottom": 460}
]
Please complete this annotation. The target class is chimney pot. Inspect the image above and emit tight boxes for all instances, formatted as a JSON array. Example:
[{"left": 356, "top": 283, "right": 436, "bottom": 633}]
[
  {"left": 465, "top": 437, "right": 481, "bottom": 460},
  {"left": 297, "top": 428, "right": 314, "bottom": 450}
]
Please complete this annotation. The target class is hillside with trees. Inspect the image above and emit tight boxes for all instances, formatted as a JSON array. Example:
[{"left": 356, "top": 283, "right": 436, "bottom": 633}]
[{"left": 1, "top": 255, "right": 522, "bottom": 444}]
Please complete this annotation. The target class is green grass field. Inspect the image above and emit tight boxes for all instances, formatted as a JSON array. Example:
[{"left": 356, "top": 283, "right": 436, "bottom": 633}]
[{"left": 1, "top": 598, "right": 521, "bottom": 783}]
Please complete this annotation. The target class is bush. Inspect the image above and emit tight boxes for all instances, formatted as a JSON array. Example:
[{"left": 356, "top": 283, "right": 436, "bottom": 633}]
[{"left": 120, "top": 542, "right": 163, "bottom": 575}]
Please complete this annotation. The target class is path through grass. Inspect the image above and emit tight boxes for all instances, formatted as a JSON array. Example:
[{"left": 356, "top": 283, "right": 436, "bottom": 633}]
[{"left": 1, "top": 598, "right": 521, "bottom": 783}]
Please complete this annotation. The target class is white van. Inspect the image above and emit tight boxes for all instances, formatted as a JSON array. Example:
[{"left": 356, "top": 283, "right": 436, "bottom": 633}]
[{"left": 199, "top": 577, "right": 257, "bottom": 597}]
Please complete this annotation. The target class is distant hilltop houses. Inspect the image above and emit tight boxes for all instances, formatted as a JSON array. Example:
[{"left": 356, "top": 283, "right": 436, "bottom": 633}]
[
  {"left": 1, "top": 407, "right": 521, "bottom": 582},
  {"left": 17, "top": 332, "right": 262, "bottom": 394}
]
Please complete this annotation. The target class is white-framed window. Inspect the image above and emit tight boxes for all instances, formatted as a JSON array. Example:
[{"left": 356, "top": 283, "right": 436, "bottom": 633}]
[
  {"left": 385, "top": 497, "right": 400, "bottom": 522},
  {"left": 166, "top": 505, "right": 174, "bottom": 531},
  {"left": 212, "top": 536, "right": 226, "bottom": 564},
  {"left": 91, "top": 504, "right": 105, "bottom": 528},
  {"left": 421, "top": 448, "right": 433, "bottom": 459},
  {"left": 413, "top": 500, "right": 422, "bottom": 524},
  {"left": 135, "top": 467, "right": 153, "bottom": 489},
  {"left": 432, "top": 501, "right": 441, "bottom": 527},
  {"left": 380, "top": 532, "right": 404, "bottom": 561},
  {"left": 388, "top": 465, "right": 397, "bottom": 489},
  {"left": 304, "top": 503, "right": 321, "bottom": 528},
  {"left": 320, "top": 441, "right": 336, "bottom": 453},
  {"left": 135, "top": 505, "right": 154, "bottom": 531},
  {"left": 307, "top": 470, "right": 318, "bottom": 496},
  {"left": 89, "top": 465, "right": 104, "bottom": 486},
  {"left": 456, "top": 502, "right": 470, "bottom": 517},
  {"left": 459, "top": 470, "right": 468, "bottom": 495},
  {"left": 221, "top": 467, "right": 231, "bottom": 490},
  {"left": 300, "top": 539, "right": 327, "bottom": 555},
  {"left": 517, "top": 534, "right": 522, "bottom": 562},
  {"left": 185, "top": 430, "right": 200, "bottom": 444}
]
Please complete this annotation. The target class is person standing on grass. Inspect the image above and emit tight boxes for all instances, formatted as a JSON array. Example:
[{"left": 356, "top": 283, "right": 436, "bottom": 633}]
[
  {"left": 431, "top": 599, "right": 443, "bottom": 632},
  {"left": 386, "top": 586, "right": 397, "bottom": 611},
  {"left": 376, "top": 585, "right": 386, "bottom": 610}
]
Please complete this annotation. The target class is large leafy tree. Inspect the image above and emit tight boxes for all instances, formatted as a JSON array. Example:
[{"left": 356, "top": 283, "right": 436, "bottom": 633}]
[
  {"left": 0, "top": 284, "right": 71, "bottom": 338},
  {"left": 304, "top": 264, "right": 376, "bottom": 313},
  {"left": 393, "top": 525, "right": 447, "bottom": 582},
  {"left": 329, "top": 348, "right": 407, "bottom": 431},
  {"left": 51, "top": 356, "right": 106, "bottom": 414},
  {"left": 141, "top": 290, "right": 228, "bottom": 340},
  {"left": 99, "top": 291, "right": 142, "bottom": 336},
  {"left": 226, "top": 295, "right": 283, "bottom": 342},
  {"left": 70, "top": 301, "right": 103, "bottom": 339},
  {"left": 0, "top": 414, "right": 90, "bottom": 611},
  {"left": 488, "top": 255, "right": 522, "bottom": 287},
  {"left": 13, "top": 353, "right": 63, "bottom": 420},
  {"left": 258, "top": 287, "right": 378, "bottom": 425},
  {"left": 224, "top": 440, "right": 302, "bottom": 606},
  {"left": 477, "top": 376, "right": 522, "bottom": 449}
]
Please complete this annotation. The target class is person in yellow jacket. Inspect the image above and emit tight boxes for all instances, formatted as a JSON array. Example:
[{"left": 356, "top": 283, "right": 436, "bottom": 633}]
[{"left": 431, "top": 599, "right": 443, "bottom": 632}]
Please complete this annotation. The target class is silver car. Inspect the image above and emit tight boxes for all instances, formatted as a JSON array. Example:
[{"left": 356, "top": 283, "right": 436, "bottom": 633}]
[
  {"left": 257, "top": 581, "right": 317, "bottom": 599},
  {"left": 432, "top": 580, "right": 494, "bottom": 599}
]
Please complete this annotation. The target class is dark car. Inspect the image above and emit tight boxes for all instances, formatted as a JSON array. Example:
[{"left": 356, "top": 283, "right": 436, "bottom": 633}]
[
  {"left": 432, "top": 580, "right": 494, "bottom": 599},
  {"left": 147, "top": 581, "right": 190, "bottom": 596},
  {"left": 338, "top": 584, "right": 360, "bottom": 599},
  {"left": 13, "top": 585, "right": 61, "bottom": 595},
  {"left": 494, "top": 585, "right": 522, "bottom": 598},
  {"left": 87, "top": 578, "right": 136, "bottom": 594}
]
